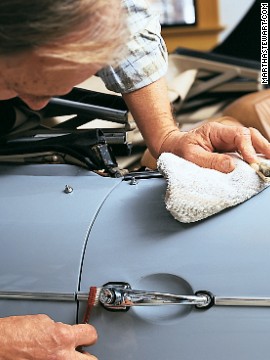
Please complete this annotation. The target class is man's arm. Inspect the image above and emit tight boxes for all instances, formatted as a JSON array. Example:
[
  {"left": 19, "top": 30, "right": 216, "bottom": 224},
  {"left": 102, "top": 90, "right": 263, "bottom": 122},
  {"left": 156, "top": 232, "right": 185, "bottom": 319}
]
[
  {"left": 123, "top": 77, "right": 270, "bottom": 173},
  {"left": 0, "top": 315, "right": 98, "bottom": 360},
  {"left": 123, "top": 76, "right": 178, "bottom": 158}
]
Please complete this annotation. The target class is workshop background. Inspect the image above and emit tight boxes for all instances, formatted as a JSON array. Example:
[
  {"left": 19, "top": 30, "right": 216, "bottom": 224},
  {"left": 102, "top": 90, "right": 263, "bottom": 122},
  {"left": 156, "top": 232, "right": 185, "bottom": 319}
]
[
  {"left": 219, "top": 0, "right": 254, "bottom": 41},
  {"left": 161, "top": 0, "right": 256, "bottom": 52}
]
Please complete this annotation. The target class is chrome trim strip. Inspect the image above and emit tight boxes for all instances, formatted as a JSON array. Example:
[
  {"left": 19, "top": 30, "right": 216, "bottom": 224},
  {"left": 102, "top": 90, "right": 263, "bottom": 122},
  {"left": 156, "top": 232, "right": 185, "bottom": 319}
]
[
  {"left": 77, "top": 293, "right": 91, "bottom": 301},
  {"left": 215, "top": 296, "right": 270, "bottom": 307},
  {"left": 3, "top": 290, "right": 270, "bottom": 309},
  {"left": 0, "top": 291, "right": 77, "bottom": 302}
]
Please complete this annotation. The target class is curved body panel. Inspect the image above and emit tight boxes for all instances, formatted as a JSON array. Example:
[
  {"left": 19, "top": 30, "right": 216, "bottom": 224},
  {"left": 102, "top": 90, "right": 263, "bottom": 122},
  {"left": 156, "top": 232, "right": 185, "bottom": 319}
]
[{"left": 1, "top": 163, "right": 270, "bottom": 359}]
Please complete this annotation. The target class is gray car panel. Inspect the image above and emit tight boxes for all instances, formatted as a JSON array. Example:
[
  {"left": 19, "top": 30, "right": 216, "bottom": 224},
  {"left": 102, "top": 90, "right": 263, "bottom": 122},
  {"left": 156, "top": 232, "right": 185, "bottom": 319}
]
[
  {"left": 0, "top": 164, "right": 121, "bottom": 321},
  {"left": 79, "top": 177, "right": 270, "bottom": 359},
  {"left": 1, "top": 163, "right": 270, "bottom": 358}
]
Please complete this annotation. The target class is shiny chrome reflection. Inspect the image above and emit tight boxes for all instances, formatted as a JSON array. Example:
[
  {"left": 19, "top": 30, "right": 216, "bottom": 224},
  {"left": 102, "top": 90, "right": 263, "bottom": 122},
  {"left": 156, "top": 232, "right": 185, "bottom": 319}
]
[
  {"left": 2, "top": 285, "right": 270, "bottom": 311},
  {"left": 99, "top": 287, "right": 210, "bottom": 307},
  {"left": 215, "top": 297, "right": 270, "bottom": 307},
  {"left": 0, "top": 291, "right": 75, "bottom": 301}
]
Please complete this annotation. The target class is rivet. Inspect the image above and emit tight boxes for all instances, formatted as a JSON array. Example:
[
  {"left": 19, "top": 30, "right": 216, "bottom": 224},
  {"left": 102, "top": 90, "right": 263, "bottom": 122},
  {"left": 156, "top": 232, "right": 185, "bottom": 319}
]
[
  {"left": 64, "top": 185, "right": 73, "bottom": 194},
  {"left": 129, "top": 177, "right": 138, "bottom": 185}
]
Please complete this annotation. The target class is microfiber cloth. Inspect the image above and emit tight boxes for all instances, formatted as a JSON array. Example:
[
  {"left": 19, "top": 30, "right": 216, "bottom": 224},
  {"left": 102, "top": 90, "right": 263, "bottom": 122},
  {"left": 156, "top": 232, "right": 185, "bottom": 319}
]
[{"left": 157, "top": 152, "right": 270, "bottom": 223}]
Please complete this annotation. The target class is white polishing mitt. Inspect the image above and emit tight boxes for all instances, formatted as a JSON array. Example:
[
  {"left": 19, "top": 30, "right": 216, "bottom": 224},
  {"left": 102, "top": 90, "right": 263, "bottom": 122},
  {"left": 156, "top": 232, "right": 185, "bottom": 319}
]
[{"left": 157, "top": 152, "right": 270, "bottom": 223}]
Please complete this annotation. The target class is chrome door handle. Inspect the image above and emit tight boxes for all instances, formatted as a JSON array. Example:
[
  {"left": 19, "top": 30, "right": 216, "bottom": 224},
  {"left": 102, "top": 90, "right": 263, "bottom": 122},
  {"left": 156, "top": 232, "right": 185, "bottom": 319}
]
[
  {"left": 93, "top": 283, "right": 270, "bottom": 312},
  {"left": 96, "top": 283, "right": 213, "bottom": 311}
]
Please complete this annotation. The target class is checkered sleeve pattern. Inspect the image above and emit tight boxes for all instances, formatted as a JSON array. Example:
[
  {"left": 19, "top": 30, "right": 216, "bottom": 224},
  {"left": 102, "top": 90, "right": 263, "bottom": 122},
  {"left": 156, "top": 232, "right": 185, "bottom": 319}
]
[{"left": 97, "top": 0, "right": 168, "bottom": 94}]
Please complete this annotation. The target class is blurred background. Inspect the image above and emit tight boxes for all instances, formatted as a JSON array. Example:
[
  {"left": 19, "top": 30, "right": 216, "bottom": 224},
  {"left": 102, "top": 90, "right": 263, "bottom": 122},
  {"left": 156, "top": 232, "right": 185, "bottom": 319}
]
[
  {"left": 153, "top": 0, "right": 256, "bottom": 51},
  {"left": 219, "top": 0, "right": 254, "bottom": 41}
]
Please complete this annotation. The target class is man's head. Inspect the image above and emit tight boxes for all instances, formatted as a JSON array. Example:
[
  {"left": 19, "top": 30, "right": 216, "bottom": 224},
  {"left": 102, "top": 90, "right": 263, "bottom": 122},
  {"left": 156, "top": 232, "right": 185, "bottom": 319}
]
[
  {"left": 0, "top": 0, "right": 127, "bottom": 64},
  {"left": 0, "top": 0, "right": 127, "bottom": 109}
]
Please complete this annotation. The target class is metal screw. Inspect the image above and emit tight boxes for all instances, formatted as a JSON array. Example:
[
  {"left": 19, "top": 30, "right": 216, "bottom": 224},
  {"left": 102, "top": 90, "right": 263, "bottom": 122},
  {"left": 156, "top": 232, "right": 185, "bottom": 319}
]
[
  {"left": 100, "top": 288, "right": 115, "bottom": 305},
  {"left": 64, "top": 185, "right": 73, "bottom": 194},
  {"left": 129, "top": 177, "right": 138, "bottom": 185}
]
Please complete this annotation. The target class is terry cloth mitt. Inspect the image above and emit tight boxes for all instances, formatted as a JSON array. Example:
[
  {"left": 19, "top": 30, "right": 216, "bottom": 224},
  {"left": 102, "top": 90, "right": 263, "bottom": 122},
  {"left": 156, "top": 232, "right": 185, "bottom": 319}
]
[{"left": 157, "top": 152, "right": 270, "bottom": 223}]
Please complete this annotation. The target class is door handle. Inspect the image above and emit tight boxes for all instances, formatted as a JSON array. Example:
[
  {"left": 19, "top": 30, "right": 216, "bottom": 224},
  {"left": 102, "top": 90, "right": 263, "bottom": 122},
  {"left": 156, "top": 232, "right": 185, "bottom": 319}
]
[
  {"left": 87, "top": 282, "right": 213, "bottom": 311},
  {"left": 85, "top": 282, "right": 270, "bottom": 312}
]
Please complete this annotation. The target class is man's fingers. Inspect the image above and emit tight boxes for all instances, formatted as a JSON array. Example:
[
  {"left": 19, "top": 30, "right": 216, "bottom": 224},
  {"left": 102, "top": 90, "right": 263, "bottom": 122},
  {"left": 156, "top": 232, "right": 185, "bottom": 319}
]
[
  {"left": 188, "top": 147, "right": 235, "bottom": 173},
  {"left": 233, "top": 127, "right": 258, "bottom": 164},
  {"left": 176, "top": 122, "right": 270, "bottom": 173},
  {"left": 72, "top": 324, "right": 98, "bottom": 347},
  {"left": 234, "top": 126, "right": 270, "bottom": 164},
  {"left": 249, "top": 127, "right": 270, "bottom": 158},
  {"left": 73, "top": 325, "right": 98, "bottom": 360}
]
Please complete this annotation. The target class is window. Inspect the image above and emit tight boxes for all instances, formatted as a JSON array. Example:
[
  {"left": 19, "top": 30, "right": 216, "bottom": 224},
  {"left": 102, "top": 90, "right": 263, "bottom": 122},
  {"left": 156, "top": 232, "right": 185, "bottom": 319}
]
[{"left": 150, "top": 0, "right": 196, "bottom": 27}]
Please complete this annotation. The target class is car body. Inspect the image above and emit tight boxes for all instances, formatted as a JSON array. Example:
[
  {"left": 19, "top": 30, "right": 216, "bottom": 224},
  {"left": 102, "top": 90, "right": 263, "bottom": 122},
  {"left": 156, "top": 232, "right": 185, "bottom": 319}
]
[{"left": 0, "top": 89, "right": 270, "bottom": 360}]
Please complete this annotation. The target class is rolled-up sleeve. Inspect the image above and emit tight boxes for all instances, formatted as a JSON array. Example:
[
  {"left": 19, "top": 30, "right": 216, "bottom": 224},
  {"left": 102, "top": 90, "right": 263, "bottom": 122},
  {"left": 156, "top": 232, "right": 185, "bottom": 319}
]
[{"left": 97, "top": 0, "right": 168, "bottom": 93}]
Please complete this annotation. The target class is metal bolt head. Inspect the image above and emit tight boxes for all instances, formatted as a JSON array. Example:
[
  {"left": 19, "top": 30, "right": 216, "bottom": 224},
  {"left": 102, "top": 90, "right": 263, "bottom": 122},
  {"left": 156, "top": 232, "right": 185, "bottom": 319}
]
[
  {"left": 100, "top": 288, "right": 115, "bottom": 304},
  {"left": 129, "top": 177, "right": 138, "bottom": 185},
  {"left": 64, "top": 185, "right": 73, "bottom": 194}
]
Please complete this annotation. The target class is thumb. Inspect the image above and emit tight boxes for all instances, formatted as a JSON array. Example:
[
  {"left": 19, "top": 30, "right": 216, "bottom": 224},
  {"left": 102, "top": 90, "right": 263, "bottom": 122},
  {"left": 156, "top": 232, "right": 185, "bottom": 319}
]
[{"left": 72, "top": 324, "right": 98, "bottom": 347}]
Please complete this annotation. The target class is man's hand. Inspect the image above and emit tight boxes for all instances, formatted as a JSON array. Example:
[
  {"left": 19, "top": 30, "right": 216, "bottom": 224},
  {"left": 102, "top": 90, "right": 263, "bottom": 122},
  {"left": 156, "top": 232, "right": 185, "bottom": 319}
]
[
  {"left": 0, "top": 314, "right": 98, "bottom": 360},
  {"left": 160, "top": 121, "right": 270, "bottom": 173},
  {"left": 123, "top": 78, "right": 270, "bottom": 173}
]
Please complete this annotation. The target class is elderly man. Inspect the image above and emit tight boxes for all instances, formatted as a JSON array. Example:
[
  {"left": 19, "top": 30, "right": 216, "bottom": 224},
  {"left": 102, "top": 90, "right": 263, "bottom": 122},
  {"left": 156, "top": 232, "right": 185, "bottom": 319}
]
[{"left": 0, "top": 0, "right": 269, "bottom": 359}]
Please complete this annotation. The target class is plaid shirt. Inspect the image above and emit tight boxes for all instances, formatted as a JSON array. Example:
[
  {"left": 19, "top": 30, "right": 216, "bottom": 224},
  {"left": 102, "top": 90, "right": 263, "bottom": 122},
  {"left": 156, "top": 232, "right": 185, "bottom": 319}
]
[{"left": 98, "top": 0, "right": 168, "bottom": 94}]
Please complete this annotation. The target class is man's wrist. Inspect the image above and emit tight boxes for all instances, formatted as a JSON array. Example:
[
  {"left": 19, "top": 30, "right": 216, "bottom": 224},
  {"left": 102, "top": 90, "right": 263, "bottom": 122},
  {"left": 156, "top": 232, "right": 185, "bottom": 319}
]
[{"left": 158, "top": 128, "right": 184, "bottom": 157}]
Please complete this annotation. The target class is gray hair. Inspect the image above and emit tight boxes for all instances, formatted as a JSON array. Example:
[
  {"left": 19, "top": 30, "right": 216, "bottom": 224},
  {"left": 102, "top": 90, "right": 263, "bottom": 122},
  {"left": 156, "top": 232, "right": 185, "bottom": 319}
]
[{"left": 0, "top": 0, "right": 128, "bottom": 65}]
